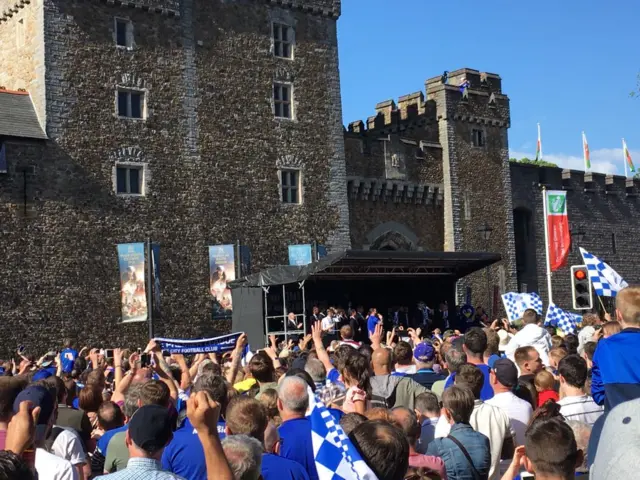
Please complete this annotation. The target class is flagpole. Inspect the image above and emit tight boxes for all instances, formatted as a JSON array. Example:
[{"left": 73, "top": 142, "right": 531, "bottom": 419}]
[
  {"left": 597, "top": 295, "right": 608, "bottom": 315},
  {"left": 623, "top": 138, "right": 629, "bottom": 178},
  {"left": 538, "top": 123, "right": 542, "bottom": 160},
  {"left": 542, "top": 186, "right": 554, "bottom": 305}
]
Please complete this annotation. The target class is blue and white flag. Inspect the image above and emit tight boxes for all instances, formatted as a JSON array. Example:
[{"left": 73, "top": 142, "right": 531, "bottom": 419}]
[
  {"left": 579, "top": 248, "right": 628, "bottom": 297},
  {"left": 155, "top": 332, "right": 243, "bottom": 354},
  {"left": 545, "top": 303, "right": 579, "bottom": 335},
  {"left": 309, "top": 393, "right": 377, "bottom": 480},
  {"left": 501, "top": 292, "right": 543, "bottom": 323}
]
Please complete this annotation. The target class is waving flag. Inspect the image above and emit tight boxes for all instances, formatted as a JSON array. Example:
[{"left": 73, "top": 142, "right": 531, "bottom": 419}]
[
  {"left": 545, "top": 303, "right": 580, "bottom": 335},
  {"left": 535, "top": 123, "right": 542, "bottom": 161},
  {"left": 502, "top": 292, "right": 543, "bottom": 323},
  {"left": 579, "top": 248, "right": 628, "bottom": 297},
  {"left": 582, "top": 132, "right": 591, "bottom": 170},
  {"left": 309, "top": 392, "right": 377, "bottom": 480},
  {"left": 623, "top": 139, "right": 636, "bottom": 174},
  {"left": 545, "top": 190, "right": 570, "bottom": 271}
]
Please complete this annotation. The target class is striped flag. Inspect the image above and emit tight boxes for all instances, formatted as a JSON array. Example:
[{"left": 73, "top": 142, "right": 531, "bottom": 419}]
[
  {"left": 623, "top": 139, "right": 636, "bottom": 174},
  {"left": 582, "top": 132, "right": 591, "bottom": 170},
  {"left": 535, "top": 123, "right": 542, "bottom": 161}
]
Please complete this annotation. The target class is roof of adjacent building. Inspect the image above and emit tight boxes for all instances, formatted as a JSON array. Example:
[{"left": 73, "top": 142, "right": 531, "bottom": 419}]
[{"left": 0, "top": 89, "right": 47, "bottom": 140}]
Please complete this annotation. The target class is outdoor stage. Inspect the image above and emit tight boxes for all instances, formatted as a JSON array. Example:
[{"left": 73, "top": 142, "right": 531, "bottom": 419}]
[{"left": 229, "top": 250, "right": 501, "bottom": 347}]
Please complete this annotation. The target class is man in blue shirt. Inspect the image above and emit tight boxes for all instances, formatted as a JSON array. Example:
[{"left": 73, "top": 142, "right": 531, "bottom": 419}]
[
  {"left": 366, "top": 308, "right": 380, "bottom": 337},
  {"left": 60, "top": 339, "right": 79, "bottom": 374},
  {"left": 161, "top": 371, "right": 228, "bottom": 480},
  {"left": 277, "top": 376, "right": 318, "bottom": 480},
  {"left": 444, "top": 327, "right": 494, "bottom": 400},
  {"left": 224, "top": 395, "right": 309, "bottom": 480},
  {"left": 411, "top": 343, "right": 446, "bottom": 389}
]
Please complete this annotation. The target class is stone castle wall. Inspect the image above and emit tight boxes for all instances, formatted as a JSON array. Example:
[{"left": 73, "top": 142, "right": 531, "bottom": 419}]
[
  {"left": 0, "top": 0, "right": 349, "bottom": 353},
  {"left": 511, "top": 163, "right": 640, "bottom": 311}
]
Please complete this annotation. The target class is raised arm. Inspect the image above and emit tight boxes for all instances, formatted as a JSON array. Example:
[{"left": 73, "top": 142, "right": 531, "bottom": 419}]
[
  {"left": 172, "top": 354, "right": 192, "bottom": 392},
  {"left": 225, "top": 334, "right": 247, "bottom": 386},
  {"left": 312, "top": 321, "right": 334, "bottom": 374},
  {"left": 187, "top": 391, "right": 234, "bottom": 480}
]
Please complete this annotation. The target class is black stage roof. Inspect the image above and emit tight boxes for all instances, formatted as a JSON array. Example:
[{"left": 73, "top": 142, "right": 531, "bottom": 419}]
[{"left": 229, "top": 249, "right": 501, "bottom": 288}]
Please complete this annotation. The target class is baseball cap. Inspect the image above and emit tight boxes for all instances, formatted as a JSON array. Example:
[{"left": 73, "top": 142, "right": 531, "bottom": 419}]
[
  {"left": 13, "top": 385, "right": 54, "bottom": 425},
  {"left": 128, "top": 404, "right": 173, "bottom": 453},
  {"left": 32, "top": 369, "right": 53, "bottom": 381},
  {"left": 490, "top": 358, "right": 518, "bottom": 388},
  {"left": 414, "top": 342, "right": 436, "bottom": 362}
]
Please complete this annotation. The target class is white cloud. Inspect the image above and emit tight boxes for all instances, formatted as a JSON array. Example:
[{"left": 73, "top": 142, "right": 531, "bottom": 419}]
[{"left": 509, "top": 147, "right": 640, "bottom": 176}]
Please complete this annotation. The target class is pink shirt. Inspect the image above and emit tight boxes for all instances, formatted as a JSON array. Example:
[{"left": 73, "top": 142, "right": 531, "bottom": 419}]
[
  {"left": 409, "top": 452, "right": 448, "bottom": 480},
  {"left": 342, "top": 386, "right": 369, "bottom": 413}
]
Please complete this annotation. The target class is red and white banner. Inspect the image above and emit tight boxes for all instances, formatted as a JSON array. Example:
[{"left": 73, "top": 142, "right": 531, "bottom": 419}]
[{"left": 545, "top": 190, "right": 570, "bottom": 271}]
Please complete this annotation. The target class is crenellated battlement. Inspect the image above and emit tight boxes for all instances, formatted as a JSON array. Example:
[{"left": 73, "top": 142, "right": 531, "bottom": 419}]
[
  {"left": 425, "top": 68, "right": 503, "bottom": 95},
  {"left": 346, "top": 67, "right": 509, "bottom": 135},
  {"left": 0, "top": 0, "right": 340, "bottom": 22},
  {"left": 511, "top": 162, "right": 640, "bottom": 199},
  {"left": 265, "top": 0, "right": 340, "bottom": 17}
]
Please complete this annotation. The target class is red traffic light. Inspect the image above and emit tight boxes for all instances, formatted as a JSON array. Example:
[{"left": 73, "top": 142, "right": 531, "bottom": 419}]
[{"left": 574, "top": 270, "right": 587, "bottom": 281}]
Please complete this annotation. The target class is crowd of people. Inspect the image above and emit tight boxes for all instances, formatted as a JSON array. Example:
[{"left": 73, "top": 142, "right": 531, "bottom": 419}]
[{"left": 1, "top": 287, "right": 640, "bottom": 480}]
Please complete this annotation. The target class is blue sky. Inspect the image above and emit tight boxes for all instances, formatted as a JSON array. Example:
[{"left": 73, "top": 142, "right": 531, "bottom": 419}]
[{"left": 338, "top": 0, "right": 640, "bottom": 175}]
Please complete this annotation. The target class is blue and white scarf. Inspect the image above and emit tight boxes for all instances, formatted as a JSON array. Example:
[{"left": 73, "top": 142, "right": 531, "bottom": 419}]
[{"left": 155, "top": 332, "right": 244, "bottom": 354}]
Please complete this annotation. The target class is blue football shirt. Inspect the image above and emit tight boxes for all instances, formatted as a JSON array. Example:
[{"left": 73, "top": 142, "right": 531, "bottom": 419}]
[
  {"left": 97, "top": 424, "right": 128, "bottom": 457},
  {"left": 60, "top": 348, "right": 79, "bottom": 374},
  {"left": 278, "top": 418, "right": 318, "bottom": 480},
  {"left": 444, "top": 364, "right": 494, "bottom": 401},
  {"left": 161, "top": 418, "right": 226, "bottom": 480},
  {"left": 262, "top": 453, "right": 310, "bottom": 480}
]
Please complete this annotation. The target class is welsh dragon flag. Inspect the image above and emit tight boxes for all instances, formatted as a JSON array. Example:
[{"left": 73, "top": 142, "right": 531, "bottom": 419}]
[
  {"left": 545, "top": 190, "right": 570, "bottom": 271},
  {"left": 535, "top": 123, "right": 542, "bottom": 161},
  {"left": 582, "top": 132, "right": 591, "bottom": 170},
  {"left": 623, "top": 139, "right": 636, "bottom": 173}
]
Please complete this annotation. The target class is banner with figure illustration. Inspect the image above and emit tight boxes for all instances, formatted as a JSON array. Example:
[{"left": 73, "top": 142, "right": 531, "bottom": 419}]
[
  {"left": 545, "top": 190, "right": 570, "bottom": 271},
  {"left": 117, "top": 243, "right": 148, "bottom": 323},
  {"left": 209, "top": 245, "right": 235, "bottom": 318}
]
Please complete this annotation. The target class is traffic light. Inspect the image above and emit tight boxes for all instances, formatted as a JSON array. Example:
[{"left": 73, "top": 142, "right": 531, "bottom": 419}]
[{"left": 571, "top": 265, "right": 592, "bottom": 310}]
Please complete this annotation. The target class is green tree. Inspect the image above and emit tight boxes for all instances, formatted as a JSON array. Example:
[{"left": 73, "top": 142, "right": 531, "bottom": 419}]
[{"left": 509, "top": 157, "right": 559, "bottom": 168}]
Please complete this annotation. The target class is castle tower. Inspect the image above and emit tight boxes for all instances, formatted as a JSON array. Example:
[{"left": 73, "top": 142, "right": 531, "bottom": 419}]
[
  {"left": 0, "top": 0, "right": 350, "bottom": 351},
  {"left": 427, "top": 68, "right": 518, "bottom": 310}
]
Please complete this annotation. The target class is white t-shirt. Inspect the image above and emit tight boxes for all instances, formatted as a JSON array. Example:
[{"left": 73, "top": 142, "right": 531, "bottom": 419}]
[
  {"left": 321, "top": 316, "right": 336, "bottom": 332},
  {"left": 485, "top": 391, "right": 533, "bottom": 447},
  {"left": 558, "top": 394, "right": 604, "bottom": 426},
  {"left": 36, "top": 448, "right": 78, "bottom": 480},
  {"left": 51, "top": 427, "right": 86, "bottom": 466}
]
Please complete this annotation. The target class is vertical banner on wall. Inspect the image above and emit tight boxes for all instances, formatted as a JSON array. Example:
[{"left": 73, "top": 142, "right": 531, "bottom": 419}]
[
  {"left": 238, "top": 245, "right": 252, "bottom": 278},
  {"left": 209, "top": 245, "right": 235, "bottom": 319},
  {"left": 151, "top": 243, "right": 161, "bottom": 317},
  {"left": 117, "top": 243, "right": 148, "bottom": 323},
  {"left": 545, "top": 190, "right": 570, "bottom": 271},
  {"left": 316, "top": 244, "right": 328, "bottom": 260},
  {"left": 288, "top": 244, "right": 313, "bottom": 266}
]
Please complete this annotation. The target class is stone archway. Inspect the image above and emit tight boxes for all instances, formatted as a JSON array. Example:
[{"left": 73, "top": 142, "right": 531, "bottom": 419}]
[{"left": 366, "top": 222, "right": 419, "bottom": 251}]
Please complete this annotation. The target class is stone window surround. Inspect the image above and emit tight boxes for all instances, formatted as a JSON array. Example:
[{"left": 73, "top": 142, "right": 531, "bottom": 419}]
[
  {"left": 16, "top": 17, "right": 25, "bottom": 48},
  {"left": 463, "top": 191, "right": 471, "bottom": 221},
  {"left": 273, "top": 81, "right": 294, "bottom": 120},
  {"left": 471, "top": 127, "right": 486, "bottom": 148},
  {"left": 112, "top": 160, "right": 148, "bottom": 197},
  {"left": 277, "top": 166, "right": 303, "bottom": 206},
  {"left": 114, "top": 16, "right": 135, "bottom": 50},
  {"left": 272, "top": 22, "right": 295, "bottom": 60},
  {"left": 115, "top": 86, "right": 148, "bottom": 121}
]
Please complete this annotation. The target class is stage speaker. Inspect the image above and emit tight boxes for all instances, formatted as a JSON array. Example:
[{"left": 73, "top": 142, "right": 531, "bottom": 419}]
[{"left": 231, "top": 287, "right": 265, "bottom": 349}]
